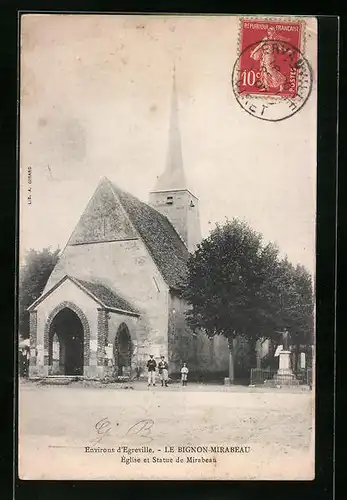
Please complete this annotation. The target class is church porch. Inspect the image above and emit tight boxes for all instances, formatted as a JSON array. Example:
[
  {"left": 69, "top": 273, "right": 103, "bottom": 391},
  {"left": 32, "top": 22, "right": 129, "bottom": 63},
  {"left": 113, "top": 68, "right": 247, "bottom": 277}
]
[{"left": 27, "top": 274, "right": 141, "bottom": 380}]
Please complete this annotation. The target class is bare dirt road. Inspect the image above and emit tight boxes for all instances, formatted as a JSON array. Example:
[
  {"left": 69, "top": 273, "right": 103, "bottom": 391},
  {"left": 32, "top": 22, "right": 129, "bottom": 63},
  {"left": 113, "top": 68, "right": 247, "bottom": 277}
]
[{"left": 18, "top": 381, "right": 314, "bottom": 480}]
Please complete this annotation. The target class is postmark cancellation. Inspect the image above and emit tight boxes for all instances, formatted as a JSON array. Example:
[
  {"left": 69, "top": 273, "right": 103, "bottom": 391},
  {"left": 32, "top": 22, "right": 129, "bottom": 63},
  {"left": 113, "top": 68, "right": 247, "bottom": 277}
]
[{"left": 232, "top": 18, "right": 313, "bottom": 121}]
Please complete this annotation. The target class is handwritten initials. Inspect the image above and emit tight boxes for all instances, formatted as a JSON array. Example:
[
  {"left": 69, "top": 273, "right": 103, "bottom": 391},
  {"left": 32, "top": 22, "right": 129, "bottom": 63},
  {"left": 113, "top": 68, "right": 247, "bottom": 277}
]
[
  {"left": 126, "top": 419, "right": 154, "bottom": 441},
  {"left": 90, "top": 418, "right": 155, "bottom": 446},
  {"left": 91, "top": 417, "right": 112, "bottom": 445}
]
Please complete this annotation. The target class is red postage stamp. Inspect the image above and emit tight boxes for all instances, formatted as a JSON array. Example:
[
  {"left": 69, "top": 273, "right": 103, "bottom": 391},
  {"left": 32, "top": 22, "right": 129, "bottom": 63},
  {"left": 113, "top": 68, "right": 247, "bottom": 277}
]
[{"left": 238, "top": 19, "right": 304, "bottom": 98}]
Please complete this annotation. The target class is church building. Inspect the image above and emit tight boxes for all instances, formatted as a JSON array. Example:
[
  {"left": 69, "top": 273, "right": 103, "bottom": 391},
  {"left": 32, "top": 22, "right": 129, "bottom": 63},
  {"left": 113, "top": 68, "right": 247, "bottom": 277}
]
[{"left": 28, "top": 70, "right": 230, "bottom": 380}]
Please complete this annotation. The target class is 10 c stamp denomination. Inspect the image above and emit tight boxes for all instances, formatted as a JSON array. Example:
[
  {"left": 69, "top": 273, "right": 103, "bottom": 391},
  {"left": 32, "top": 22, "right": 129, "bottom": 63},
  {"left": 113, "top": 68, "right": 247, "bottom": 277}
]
[{"left": 232, "top": 18, "right": 313, "bottom": 121}]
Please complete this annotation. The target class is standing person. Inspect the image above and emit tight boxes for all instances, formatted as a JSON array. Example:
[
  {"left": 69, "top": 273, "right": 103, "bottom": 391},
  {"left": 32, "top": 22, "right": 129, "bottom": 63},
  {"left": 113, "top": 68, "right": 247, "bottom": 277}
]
[
  {"left": 147, "top": 354, "right": 157, "bottom": 387},
  {"left": 181, "top": 362, "right": 189, "bottom": 387},
  {"left": 158, "top": 356, "right": 169, "bottom": 387},
  {"left": 19, "top": 348, "right": 28, "bottom": 378}
]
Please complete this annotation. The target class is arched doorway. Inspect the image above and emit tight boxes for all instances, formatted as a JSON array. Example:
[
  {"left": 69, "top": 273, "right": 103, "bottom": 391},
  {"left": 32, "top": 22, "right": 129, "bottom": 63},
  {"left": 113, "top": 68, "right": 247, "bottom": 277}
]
[
  {"left": 114, "top": 323, "right": 132, "bottom": 376},
  {"left": 48, "top": 308, "right": 84, "bottom": 376}
]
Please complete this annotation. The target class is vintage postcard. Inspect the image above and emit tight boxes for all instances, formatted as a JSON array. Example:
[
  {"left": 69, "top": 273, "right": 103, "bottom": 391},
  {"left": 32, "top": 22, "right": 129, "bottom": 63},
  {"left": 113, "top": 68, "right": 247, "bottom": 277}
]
[{"left": 18, "top": 14, "right": 317, "bottom": 480}]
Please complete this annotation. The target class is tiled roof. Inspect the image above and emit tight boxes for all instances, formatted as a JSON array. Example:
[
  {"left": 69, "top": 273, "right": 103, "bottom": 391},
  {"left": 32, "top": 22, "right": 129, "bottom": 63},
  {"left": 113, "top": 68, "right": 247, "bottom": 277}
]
[
  {"left": 27, "top": 274, "right": 140, "bottom": 314},
  {"left": 74, "top": 277, "right": 139, "bottom": 313},
  {"left": 110, "top": 181, "right": 189, "bottom": 290}
]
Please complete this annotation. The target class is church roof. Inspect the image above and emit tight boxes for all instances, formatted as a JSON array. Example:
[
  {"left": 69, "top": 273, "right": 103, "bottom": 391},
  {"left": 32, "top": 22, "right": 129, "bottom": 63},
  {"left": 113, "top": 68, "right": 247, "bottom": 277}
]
[
  {"left": 28, "top": 274, "right": 139, "bottom": 316},
  {"left": 73, "top": 277, "right": 139, "bottom": 314},
  {"left": 109, "top": 181, "right": 189, "bottom": 290}
]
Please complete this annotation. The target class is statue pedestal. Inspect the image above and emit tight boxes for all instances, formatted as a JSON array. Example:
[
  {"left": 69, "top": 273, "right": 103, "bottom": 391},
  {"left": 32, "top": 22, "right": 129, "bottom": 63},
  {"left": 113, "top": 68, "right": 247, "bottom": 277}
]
[
  {"left": 279, "top": 350, "right": 292, "bottom": 372},
  {"left": 273, "top": 350, "right": 298, "bottom": 385}
]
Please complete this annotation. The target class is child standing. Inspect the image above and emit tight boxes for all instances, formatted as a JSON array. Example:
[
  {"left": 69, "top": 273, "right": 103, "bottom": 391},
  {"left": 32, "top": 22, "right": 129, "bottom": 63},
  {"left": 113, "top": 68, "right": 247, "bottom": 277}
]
[{"left": 181, "top": 362, "right": 189, "bottom": 386}]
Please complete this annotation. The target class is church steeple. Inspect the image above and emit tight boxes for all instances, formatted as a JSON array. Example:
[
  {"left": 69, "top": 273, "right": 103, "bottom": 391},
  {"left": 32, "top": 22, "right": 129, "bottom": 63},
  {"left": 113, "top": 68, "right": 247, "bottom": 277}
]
[
  {"left": 153, "top": 63, "right": 187, "bottom": 191},
  {"left": 149, "top": 64, "right": 202, "bottom": 253}
]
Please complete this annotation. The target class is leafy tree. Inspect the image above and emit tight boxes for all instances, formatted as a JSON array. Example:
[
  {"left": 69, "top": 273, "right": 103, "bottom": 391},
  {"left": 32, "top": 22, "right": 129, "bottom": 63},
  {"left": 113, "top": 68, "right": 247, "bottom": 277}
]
[
  {"left": 19, "top": 247, "right": 60, "bottom": 339},
  {"left": 292, "top": 264, "right": 314, "bottom": 357},
  {"left": 273, "top": 258, "right": 314, "bottom": 371},
  {"left": 183, "top": 219, "right": 281, "bottom": 382}
]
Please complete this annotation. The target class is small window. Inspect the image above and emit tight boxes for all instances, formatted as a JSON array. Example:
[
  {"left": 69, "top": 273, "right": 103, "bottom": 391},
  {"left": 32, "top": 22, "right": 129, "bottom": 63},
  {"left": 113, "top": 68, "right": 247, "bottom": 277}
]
[{"left": 166, "top": 196, "right": 173, "bottom": 205}]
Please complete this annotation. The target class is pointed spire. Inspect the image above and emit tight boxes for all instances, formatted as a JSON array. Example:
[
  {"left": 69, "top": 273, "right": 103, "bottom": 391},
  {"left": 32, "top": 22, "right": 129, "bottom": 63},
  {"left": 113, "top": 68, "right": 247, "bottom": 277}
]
[{"left": 153, "top": 62, "right": 187, "bottom": 191}]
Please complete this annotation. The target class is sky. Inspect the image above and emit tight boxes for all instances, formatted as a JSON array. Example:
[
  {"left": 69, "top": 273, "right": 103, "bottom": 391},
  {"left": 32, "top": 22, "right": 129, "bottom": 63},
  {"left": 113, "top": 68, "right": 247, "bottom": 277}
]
[{"left": 20, "top": 14, "right": 317, "bottom": 273}]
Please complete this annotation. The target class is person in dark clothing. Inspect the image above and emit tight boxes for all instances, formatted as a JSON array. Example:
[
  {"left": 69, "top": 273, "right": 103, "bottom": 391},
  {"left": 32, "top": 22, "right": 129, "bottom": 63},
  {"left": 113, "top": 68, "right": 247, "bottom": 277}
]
[
  {"left": 19, "top": 348, "right": 29, "bottom": 378},
  {"left": 158, "top": 356, "right": 169, "bottom": 387},
  {"left": 147, "top": 354, "right": 157, "bottom": 387}
]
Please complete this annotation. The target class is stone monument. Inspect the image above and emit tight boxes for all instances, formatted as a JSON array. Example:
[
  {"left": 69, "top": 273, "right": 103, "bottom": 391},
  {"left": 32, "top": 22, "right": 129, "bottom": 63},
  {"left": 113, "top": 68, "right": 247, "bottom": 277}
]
[{"left": 273, "top": 329, "right": 299, "bottom": 386}]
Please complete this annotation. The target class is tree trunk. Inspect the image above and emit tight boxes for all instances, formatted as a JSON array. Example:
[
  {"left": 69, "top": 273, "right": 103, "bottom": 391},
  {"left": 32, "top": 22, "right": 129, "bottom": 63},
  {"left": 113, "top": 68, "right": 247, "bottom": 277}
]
[
  {"left": 248, "top": 337, "right": 257, "bottom": 371},
  {"left": 294, "top": 342, "right": 300, "bottom": 374},
  {"left": 228, "top": 338, "right": 235, "bottom": 384}
]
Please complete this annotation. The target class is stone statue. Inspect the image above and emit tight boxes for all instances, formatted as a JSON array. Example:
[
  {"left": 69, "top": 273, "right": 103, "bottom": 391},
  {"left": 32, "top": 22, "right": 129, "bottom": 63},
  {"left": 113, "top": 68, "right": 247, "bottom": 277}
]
[{"left": 282, "top": 329, "right": 290, "bottom": 351}]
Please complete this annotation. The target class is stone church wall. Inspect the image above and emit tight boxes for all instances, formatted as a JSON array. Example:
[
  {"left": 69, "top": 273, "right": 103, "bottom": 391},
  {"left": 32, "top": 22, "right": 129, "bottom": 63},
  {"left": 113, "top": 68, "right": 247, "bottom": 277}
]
[
  {"left": 44, "top": 238, "right": 170, "bottom": 363},
  {"left": 149, "top": 190, "right": 201, "bottom": 253},
  {"left": 168, "top": 292, "right": 195, "bottom": 374},
  {"left": 168, "top": 292, "right": 229, "bottom": 377},
  {"left": 107, "top": 313, "right": 163, "bottom": 376}
]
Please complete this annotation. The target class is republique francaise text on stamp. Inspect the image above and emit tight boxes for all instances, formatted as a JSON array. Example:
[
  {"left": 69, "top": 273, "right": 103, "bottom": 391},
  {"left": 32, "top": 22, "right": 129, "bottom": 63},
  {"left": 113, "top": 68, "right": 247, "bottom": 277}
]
[{"left": 232, "top": 18, "right": 313, "bottom": 121}]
